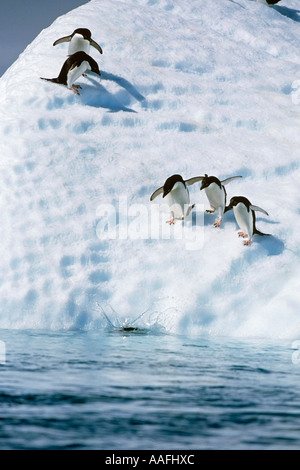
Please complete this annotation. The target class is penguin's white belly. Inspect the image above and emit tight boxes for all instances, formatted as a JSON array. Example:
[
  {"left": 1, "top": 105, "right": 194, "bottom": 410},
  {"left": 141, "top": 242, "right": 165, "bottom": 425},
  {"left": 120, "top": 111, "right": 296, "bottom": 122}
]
[
  {"left": 234, "top": 203, "right": 253, "bottom": 236},
  {"left": 205, "top": 184, "right": 224, "bottom": 210},
  {"left": 167, "top": 185, "right": 190, "bottom": 219},
  {"left": 67, "top": 61, "right": 91, "bottom": 88},
  {"left": 68, "top": 35, "right": 90, "bottom": 55}
]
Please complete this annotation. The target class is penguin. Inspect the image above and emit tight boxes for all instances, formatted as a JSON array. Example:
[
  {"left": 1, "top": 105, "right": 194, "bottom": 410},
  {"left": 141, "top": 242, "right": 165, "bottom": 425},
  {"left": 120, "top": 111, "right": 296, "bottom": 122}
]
[
  {"left": 256, "top": 0, "right": 281, "bottom": 5},
  {"left": 200, "top": 174, "right": 242, "bottom": 227},
  {"left": 40, "top": 51, "right": 101, "bottom": 95},
  {"left": 150, "top": 174, "right": 203, "bottom": 224},
  {"left": 226, "top": 196, "right": 271, "bottom": 245},
  {"left": 53, "top": 28, "right": 103, "bottom": 55}
]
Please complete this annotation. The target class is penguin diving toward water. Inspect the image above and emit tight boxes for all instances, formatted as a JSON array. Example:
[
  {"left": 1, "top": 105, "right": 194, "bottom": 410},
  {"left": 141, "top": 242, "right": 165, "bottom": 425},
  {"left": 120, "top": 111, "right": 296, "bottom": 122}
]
[
  {"left": 200, "top": 174, "right": 242, "bottom": 227},
  {"left": 40, "top": 51, "right": 101, "bottom": 95},
  {"left": 53, "top": 28, "right": 103, "bottom": 55},
  {"left": 150, "top": 174, "right": 203, "bottom": 224},
  {"left": 226, "top": 196, "right": 271, "bottom": 245}
]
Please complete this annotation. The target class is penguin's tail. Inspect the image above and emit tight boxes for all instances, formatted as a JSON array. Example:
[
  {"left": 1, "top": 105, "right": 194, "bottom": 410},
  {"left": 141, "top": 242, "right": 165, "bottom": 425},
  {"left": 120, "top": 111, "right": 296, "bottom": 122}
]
[
  {"left": 40, "top": 77, "right": 60, "bottom": 84},
  {"left": 254, "top": 228, "right": 271, "bottom": 237}
]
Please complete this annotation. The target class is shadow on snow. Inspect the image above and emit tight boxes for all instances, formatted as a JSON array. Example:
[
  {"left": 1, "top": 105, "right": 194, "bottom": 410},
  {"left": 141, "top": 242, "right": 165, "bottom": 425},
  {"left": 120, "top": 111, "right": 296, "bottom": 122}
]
[
  {"left": 81, "top": 70, "right": 145, "bottom": 112},
  {"left": 273, "top": 6, "right": 300, "bottom": 23}
]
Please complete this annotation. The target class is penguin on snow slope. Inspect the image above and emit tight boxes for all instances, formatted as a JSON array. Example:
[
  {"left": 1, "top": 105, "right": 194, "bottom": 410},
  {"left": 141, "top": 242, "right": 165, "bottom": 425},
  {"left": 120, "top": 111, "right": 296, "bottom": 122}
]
[
  {"left": 256, "top": 0, "right": 281, "bottom": 4},
  {"left": 41, "top": 51, "right": 101, "bottom": 95},
  {"left": 150, "top": 174, "right": 203, "bottom": 224},
  {"left": 53, "top": 28, "right": 103, "bottom": 55},
  {"left": 226, "top": 196, "right": 271, "bottom": 246},
  {"left": 199, "top": 174, "right": 242, "bottom": 227}
]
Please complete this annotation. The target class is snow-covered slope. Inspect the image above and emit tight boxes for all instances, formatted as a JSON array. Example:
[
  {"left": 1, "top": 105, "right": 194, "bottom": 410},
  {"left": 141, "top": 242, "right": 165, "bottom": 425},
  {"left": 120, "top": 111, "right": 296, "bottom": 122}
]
[{"left": 0, "top": 0, "right": 299, "bottom": 338}]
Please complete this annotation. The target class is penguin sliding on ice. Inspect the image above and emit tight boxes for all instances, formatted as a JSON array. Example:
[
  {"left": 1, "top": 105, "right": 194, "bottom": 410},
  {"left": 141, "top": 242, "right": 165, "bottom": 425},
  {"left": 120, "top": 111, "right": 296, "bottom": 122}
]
[
  {"left": 200, "top": 174, "right": 242, "bottom": 227},
  {"left": 150, "top": 174, "right": 203, "bottom": 225},
  {"left": 41, "top": 51, "right": 101, "bottom": 95},
  {"left": 53, "top": 28, "right": 103, "bottom": 55},
  {"left": 226, "top": 196, "right": 271, "bottom": 245}
]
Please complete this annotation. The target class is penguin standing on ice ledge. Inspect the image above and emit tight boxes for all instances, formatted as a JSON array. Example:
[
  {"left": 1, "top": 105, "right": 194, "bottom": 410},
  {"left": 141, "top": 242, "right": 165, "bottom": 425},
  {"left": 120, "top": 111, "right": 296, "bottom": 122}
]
[
  {"left": 226, "top": 196, "right": 271, "bottom": 245},
  {"left": 40, "top": 51, "right": 101, "bottom": 95},
  {"left": 150, "top": 174, "right": 203, "bottom": 225},
  {"left": 53, "top": 28, "right": 103, "bottom": 55}
]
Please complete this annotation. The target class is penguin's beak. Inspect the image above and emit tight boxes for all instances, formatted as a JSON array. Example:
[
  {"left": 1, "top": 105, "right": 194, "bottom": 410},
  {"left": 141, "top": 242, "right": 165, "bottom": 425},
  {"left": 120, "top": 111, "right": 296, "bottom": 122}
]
[{"left": 200, "top": 177, "right": 208, "bottom": 190}]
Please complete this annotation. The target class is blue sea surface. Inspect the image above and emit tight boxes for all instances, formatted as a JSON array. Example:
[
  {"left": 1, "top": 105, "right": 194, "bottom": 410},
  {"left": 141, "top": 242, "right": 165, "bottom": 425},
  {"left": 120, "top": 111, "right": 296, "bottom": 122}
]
[{"left": 0, "top": 328, "right": 300, "bottom": 450}]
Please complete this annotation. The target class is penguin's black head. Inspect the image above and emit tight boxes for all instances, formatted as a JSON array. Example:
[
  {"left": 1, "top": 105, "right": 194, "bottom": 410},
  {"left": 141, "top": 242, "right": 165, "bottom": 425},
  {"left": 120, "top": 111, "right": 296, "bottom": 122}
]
[
  {"left": 163, "top": 174, "right": 185, "bottom": 198},
  {"left": 200, "top": 174, "right": 209, "bottom": 190},
  {"left": 90, "top": 60, "right": 101, "bottom": 76},
  {"left": 200, "top": 174, "right": 221, "bottom": 190},
  {"left": 80, "top": 53, "right": 101, "bottom": 76},
  {"left": 73, "top": 28, "right": 92, "bottom": 40},
  {"left": 226, "top": 196, "right": 251, "bottom": 212}
]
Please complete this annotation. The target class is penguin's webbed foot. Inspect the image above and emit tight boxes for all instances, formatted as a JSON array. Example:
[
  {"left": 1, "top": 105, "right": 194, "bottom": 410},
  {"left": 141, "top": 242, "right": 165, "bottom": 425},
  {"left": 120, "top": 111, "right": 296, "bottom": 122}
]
[
  {"left": 214, "top": 219, "right": 222, "bottom": 228},
  {"left": 238, "top": 231, "right": 247, "bottom": 238},
  {"left": 71, "top": 84, "right": 82, "bottom": 95},
  {"left": 167, "top": 218, "right": 175, "bottom": 225},
  {"left": 243, "top": 238, "right": 251, "bottom": 246}
]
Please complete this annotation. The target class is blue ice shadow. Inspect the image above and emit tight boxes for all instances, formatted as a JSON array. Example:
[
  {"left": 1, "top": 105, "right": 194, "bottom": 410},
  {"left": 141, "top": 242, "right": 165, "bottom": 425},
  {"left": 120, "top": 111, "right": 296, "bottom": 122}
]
[
  {"left": 81, "top": 70, "right": 145, "bottom": 112},
  {"left": 273, "top": 6, "right": 300, "bottom": 22},
  {"left": 259, "top": 235, "right": 284, "bottom": 256},
  {"left": 250, "top": 216, "right": 284, "bottom": 256},
  {"left": 101, "top": 71, "right": 145, "bottom": 103}
]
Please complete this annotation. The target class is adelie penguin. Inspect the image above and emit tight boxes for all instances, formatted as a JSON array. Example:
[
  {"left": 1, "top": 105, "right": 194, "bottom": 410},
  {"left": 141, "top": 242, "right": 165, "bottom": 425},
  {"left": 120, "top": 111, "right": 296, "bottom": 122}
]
[
  {"left": 53, "top": 28, "right": 103, "bottom": 55},
  {"left": 41, "top": 51, "right": 101, "bottom": 95},
  {"left": 256, "top": 0, "right": 281, "bottom": 4},
  {"left": 150, "top": 174, "right": 203, "bottom": 225},
  {"left": 199, "top": 174, "right": 242, "bottom": 227},
  {"left": 226, "top": 196, "right": 271, "bottom": 246}
]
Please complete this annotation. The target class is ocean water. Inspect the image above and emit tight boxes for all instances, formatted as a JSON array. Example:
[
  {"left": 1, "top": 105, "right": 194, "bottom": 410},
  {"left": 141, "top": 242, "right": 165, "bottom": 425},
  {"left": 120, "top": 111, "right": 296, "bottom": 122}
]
[{"left": 0, "top": 327, "right": 300, "bottom": 450}]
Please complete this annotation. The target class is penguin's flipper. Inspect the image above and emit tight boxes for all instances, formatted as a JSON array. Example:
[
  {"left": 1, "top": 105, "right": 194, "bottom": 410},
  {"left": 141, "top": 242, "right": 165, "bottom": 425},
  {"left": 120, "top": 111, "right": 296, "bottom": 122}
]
[
  {"left": 250, "top": 205, "right": 269, "bottom": 216},
  {"left": 185, "top": 176, "right": 205, "bottom": 186},
  {"left": 53, "top": 35, "right": 72, "bottom": 46},
  {"left": 221, "top": 176, "right": 243, "bottom": 186},
  {"left": 90, "top": 39, "right": 103, "bottom": 54},
  {"left": 150, "top": 186, "right": 164, "bottom": 201}
]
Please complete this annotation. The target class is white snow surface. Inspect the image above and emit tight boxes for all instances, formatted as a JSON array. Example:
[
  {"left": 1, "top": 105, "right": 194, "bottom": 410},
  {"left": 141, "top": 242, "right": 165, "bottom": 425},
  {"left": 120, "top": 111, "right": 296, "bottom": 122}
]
[{"left": 0, "top": 0, "right": 299, "bottom": 338}]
